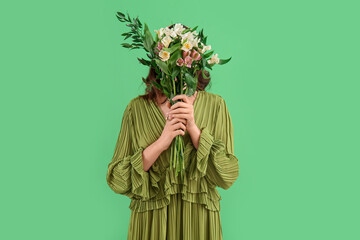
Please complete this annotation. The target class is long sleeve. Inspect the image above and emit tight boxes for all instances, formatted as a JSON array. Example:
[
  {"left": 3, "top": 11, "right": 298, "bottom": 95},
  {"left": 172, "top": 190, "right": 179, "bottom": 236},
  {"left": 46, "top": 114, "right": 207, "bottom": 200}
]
[
  {"left": 189, "top": 97, "right": 239, "bottom": 190},
  {"left": 106, "top": 101, "right": 160, "bottom": 200}
]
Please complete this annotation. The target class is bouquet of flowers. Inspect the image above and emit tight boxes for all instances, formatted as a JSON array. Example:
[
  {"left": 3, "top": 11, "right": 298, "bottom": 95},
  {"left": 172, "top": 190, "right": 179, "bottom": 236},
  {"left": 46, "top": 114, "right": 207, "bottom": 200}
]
[{"left": 116, "top": 11, "right": 231, "bottom": 182}]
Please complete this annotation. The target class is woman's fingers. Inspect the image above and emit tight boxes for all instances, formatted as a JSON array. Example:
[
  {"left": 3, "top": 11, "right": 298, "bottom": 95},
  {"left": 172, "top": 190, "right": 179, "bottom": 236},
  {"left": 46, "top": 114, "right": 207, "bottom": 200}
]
[
  {"left": 170, "top": 114, "right": 188, "bottom": 120},
  {"left": 172, "top": 94, "right": 190, "bottom": 103},
  {"left": 168, "top": 116, "right": 186, "bottom": 124},
  {"left": 169, "top": 117, "right": 187, "bottom": 132},
  {"left": 170, "top": 101, "right": 188, "bottom": 110},
  {"left": 169, "top": 107, "right": 190, "bottom": 115},
  {"left": 174, "top": 122, "right": 186, "bottom": 131}
]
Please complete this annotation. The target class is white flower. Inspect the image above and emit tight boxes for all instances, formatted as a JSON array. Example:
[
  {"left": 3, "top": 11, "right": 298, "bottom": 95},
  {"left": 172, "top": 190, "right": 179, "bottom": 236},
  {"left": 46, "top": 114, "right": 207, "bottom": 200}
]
[
  {"left": 159, "top": 50, "right": 170, "bottom": 61},
  {"left": 173, "top": 23, "right": 186, "bottom": 36},
  {"left": 162, "top": 27, "right": 176, "bottom": 38},
  {"left": 161, "top": 36, "right": 173, "bottom": 48},
  {"left": 199, "top": 43, "right": 211, "bottom": 53},
  {"left": 169, "top": 29, "right": 177, "bottom": 38},
  {"left": 181, "top": 41, "right": 193, "bottom": 52},
  {"left": 180, "top": 31, "right": 200, "bottom": 48},
  {"left": 192, "top": 37, "right": 201, "bottom": 48},
  {"left": 180, "top": 32, "right": 192, "bottom": 42},
  {"left": 154, "top": 28, "right": 166, "bottom": 39},
  {"left": 207, "top": 53, "right": 219, "bottom": 64}
]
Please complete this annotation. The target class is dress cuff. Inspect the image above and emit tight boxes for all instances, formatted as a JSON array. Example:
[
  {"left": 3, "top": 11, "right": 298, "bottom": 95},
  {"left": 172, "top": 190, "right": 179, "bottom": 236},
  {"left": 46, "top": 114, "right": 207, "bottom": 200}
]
[
  {"left": 189, "top": 126, "right": 214, "bottom": 181},
  {"left": 130, "top": 147, "right": 161, "bottom": 200}
]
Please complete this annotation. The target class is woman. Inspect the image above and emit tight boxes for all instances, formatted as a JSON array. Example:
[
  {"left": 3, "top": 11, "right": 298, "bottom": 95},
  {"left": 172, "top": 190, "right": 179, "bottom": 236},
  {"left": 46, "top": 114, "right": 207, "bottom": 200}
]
[{"left": 106, "top": 65, "right": 240, "bottom": 239}]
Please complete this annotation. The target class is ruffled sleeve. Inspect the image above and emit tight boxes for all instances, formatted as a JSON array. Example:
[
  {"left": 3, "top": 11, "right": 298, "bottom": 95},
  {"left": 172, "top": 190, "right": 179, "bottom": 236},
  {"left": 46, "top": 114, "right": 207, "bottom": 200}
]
[
  {"left": 106, "top": 101, "right": 160, "bottom": 200},
  {"left": 189, "top": 97, "right": 240, "bottom": 190}
]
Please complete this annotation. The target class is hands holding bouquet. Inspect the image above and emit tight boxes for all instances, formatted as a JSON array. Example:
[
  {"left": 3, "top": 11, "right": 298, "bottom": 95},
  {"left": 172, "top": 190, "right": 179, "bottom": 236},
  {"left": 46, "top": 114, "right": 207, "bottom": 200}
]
[
  {"left": 116, "top": 11, "right": 231, "bottom": 182},
  {"left": 168, "top": 91, "right": 198, "bottom": 130}
]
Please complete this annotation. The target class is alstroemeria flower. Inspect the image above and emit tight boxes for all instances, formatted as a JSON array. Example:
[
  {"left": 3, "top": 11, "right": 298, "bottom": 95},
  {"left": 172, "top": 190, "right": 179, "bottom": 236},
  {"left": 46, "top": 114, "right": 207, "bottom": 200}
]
[
  {"left": 176, "top": 58, "right": 184, "bottom": 66},
  {"left": 161, "top": 36, "right": 173, "bottom": 48},
  {"left": 207, "top": 53, "right": 220, "bottom": 64},
  {"left": 154, "top": 28, "right": 165, "bottom": 39},
  {"left": 181, "top": 32, "right": 200, "bottom": 48},
  {"left": 190, "top": 49, "right": 201, "bottom": 61},
  {"left": 159, "top": 50, "right": 170, "bottom": 61},
  {"left": 198, "top": 43, "right": 211, "bottom": 53},
  {"left": 164, "top": 27, "right": 177, "bottom": 38},
  {"left": 181, "top": 41, "right": 193, "bottom": 52},
  {"left": 182, "top": 50, "right": 190, "bottom": 59},
  {"left": 155, "top": 42, "right": 163, "bottom": 51},
  {"left": 184, "top": 56, "right": 193, "bottom": 68},
  {"left": 173, "top": 23, "right": 186, "bottom": 36}
]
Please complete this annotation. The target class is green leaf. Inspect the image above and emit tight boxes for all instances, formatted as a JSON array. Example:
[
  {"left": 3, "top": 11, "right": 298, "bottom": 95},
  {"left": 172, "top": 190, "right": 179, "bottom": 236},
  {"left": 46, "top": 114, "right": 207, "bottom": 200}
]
[
  {"left": 116, "top": 11, "right": 125, "bottom": 19},
  {"left": 191, "top": 26, "right": 198, "bottom": 32},
  {"left": 171, "top": 67, "right": 180, "bottom": 80},
  {"left": 201, "top": 69, "right": 210, "bottom": 80},
  {"left": 132, "top": 18, "right": 137, "bottom": 26},
  {"left": 184, "top": 72, "right": 197, "bottom": 96},
  {"left": 116, "top": 12, "right": 126, "bottom": 22},
  {"left": 203, "top": 36, "right": 208, "bottom": 45},
  {"left": 154, "top": 58, "right": 169, "bottom": 74},
  {"left": 182, "top": 28, "right": 191, "bottom": 34},
  {"left": 121, "top": 43, "right": 132, "bottom": 48},
  {"left": 164, "top": 42, "right": 180, "bottom": 54},
  {"left": 218, "top": 57, "right": 232, "bottom": 65},
  {"left": 203, "top": 50, "right": 214, "bottom": 58},
  {"left": 169, "top": 49, "right": 181, "bottom": 65},
  {"left": 151, "top": 80, "right": 162, "bottom": 91},
  {"left": 137, "top": 57, "right": 151, "bottom": 66},
  {"left": 162, "top": 87, "right": 170, "bottom": 97},
  {"left": 143, "top": 22, "right": 154, "bottom": 52},
  {"left": 136, "top": 16, "right": 142, "bottom": 28},
  {"left": 205, "top": 60, "right": 213, "bottom": 70}
]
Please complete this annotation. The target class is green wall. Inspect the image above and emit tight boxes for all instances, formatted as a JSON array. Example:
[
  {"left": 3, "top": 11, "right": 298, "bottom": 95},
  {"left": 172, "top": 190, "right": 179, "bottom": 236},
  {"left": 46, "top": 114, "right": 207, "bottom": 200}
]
[{"left": 1, "top": 0, "right": 359, "bottom": 239}]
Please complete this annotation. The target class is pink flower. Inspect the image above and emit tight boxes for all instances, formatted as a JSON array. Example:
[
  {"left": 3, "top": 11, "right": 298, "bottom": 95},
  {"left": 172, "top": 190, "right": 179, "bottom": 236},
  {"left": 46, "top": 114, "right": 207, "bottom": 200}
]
[
  {"left": 184, "top": 56, "right": 193, "bottom": 68},
  {"left": 176, "top": 58, "right": 184, "bottom": 66},
  {"left": 182, "top": 50, "right": 190, "bottom": 59},
  {"left": 155, "top": 42, "right": 163, "bottom": 52},
  {"left": 191, "top": 49, "right": 202, "bottom": 61}
]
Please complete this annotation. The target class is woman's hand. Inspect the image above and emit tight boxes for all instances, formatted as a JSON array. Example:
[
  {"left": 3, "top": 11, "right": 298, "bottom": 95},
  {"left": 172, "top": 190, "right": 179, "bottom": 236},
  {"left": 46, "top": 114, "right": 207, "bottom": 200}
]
[
  {"left": 158, "top": 116, "right": 187, "bottom": 151},
  {"left": 168, "top": 91, "right": 198, "bottom": 130},
  {"left": 168, "top": 91, "right": 202, "bottom": 149}
]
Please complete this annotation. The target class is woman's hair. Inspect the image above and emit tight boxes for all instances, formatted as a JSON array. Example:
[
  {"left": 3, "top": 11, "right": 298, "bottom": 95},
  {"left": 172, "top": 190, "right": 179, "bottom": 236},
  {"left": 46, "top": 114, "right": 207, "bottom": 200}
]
[{"left": 139, "top": 23, "right": 211, "bottom": 101}]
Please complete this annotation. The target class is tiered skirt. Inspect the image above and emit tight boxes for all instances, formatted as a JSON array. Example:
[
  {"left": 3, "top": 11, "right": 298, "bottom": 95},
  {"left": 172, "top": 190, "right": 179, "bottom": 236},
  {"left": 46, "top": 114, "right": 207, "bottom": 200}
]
[{"left": 127, "top": 193, "right": 223, "bottom": 240}]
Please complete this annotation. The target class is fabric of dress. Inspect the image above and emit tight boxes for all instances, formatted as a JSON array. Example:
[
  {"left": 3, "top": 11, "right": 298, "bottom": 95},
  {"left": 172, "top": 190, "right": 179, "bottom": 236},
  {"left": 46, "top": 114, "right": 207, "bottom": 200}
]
[{"left": 106, "top": 90, "right": 239, "bottom": 240}]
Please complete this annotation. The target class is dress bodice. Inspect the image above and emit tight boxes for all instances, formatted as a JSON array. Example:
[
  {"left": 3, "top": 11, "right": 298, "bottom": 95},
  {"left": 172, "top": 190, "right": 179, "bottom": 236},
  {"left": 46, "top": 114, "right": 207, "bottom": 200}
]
[{"left": 106, "top": 90, "right": 239, "bottom": 212}]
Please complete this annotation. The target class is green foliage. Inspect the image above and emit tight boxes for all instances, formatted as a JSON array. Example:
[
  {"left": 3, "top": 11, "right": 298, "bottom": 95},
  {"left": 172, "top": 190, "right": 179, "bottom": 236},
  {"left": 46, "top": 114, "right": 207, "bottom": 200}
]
[
  {"left": 184, "top": 72, "right": 197, "bottom": 96},
  {"left": 137, "top": 57, "right": 151, "bottom": 66},
  {"left": 163, "top": 42, "right": 181, "bottom": 54},
  {"left": 143, "top": 22, "right": 155, "bottom": 55},
  {"left": 168, "top": 49, "right": 181, "bottom": 66},
  {"left": 154, "top": 59, "right": 169, "bottom": 74},
  {"left": 115, "top": 11, "right": 144, "bottom": 50},
  {"left": 203, "top": 50, "right": 214, "bottom": 58},
  {"left": 218, "top": 56, "right": 232, "bottom": 65}
]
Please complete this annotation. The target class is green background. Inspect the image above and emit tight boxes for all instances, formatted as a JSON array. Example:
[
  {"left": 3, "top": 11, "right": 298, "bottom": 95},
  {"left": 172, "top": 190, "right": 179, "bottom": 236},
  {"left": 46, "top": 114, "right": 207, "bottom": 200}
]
[{"left": 1, "top": 0, "right": 359, "bottom": 239}]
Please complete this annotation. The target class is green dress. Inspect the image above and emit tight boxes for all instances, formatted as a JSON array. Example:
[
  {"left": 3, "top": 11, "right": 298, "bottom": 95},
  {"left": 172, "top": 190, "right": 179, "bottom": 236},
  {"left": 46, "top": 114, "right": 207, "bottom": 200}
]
[{"left": 106, "top": 90, "right": 239, "bottom": 239}]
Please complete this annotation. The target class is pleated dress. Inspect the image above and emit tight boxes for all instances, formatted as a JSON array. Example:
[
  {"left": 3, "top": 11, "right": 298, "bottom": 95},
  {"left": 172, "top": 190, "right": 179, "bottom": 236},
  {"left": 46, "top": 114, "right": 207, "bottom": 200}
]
[{"left": 106, "top": 90, "right": 240, "bottom": 240}]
